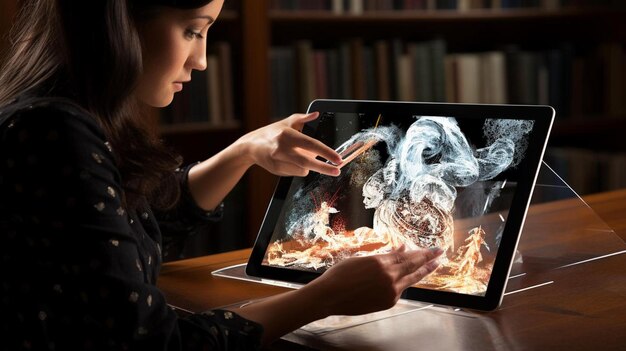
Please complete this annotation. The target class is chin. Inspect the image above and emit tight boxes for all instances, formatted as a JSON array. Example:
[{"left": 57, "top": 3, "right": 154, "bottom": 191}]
[
  {"left": 145, "top": 94, "right": 175, "bottom": 108},
  {"left": 159, "top": 98, "right": 175, "bottom": 108}
]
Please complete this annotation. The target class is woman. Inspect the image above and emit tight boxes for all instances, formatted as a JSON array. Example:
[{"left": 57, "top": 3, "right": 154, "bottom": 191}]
[{"left": 0, "top": 0, "right": 443, "bottom": 349}]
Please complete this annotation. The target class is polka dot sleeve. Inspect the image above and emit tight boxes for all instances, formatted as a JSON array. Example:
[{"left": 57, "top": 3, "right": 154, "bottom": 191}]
[
  {"left": 154, "top": 162, "right": 225, "bottom": 249},
  {"left": 0, "top": 100, "right": 263, "bottom": 350}
]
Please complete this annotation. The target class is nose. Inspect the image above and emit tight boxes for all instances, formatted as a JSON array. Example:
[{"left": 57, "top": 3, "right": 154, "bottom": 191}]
[{"left": 188, "top": 41, "right": 207, "bottom": 72}]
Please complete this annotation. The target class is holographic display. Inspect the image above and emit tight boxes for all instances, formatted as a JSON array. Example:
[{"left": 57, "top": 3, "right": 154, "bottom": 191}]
[{"left": 262, "top": 112, "right": 534, "bottom": 296}]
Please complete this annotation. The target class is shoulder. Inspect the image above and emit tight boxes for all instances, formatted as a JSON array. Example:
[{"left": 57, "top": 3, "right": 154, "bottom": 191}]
[
  {"left": 1, "top": 96, "right": 108, "bottom": 148},
  {"left": 1, "top": 96, "right": 102, "bottom": 132},
  {"left": 1, "top": 97, "right": 122, "bottom": 215},
  {"left": 0, "top": 96, "right": 116, "bottom": 177}
]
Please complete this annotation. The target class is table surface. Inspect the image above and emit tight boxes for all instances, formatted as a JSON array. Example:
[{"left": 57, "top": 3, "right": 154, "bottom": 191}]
[{"left": 158, "top": 189, "right": 626, "bottom": 350}]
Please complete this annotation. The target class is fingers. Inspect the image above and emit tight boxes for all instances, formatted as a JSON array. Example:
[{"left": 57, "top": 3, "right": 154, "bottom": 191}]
[
  {"left": 272, "top": 162, "right": 309, "bottom": 177},
  {"left": 272, "top": 111, "right": 343, "bottom": 176},
  {"left": 397, "top": 258, "right": 441, "bottom": 289},
  {"left": 288, "top": 111, "right": 320, "bottom": 131},
  {"left": 289, "top": 131, "right": 342, "bottom": 166},
  {"left": 284, "top": 150, "right": 341, "bottom": 176},
  {"left": 277, "top": 128, "right": 342, "bottom": 172},
  {"left": 395, "top": 247, "right": 443, "bottom": 276},
  {"left": 260, "top": 148, "right": 339, "bottom": 178},
  {"left": 285, "top": 112, "right": 342, "bottom": 165},
  {"left": 267, "top": 153, "right": 334, "bottom": 177},
  {"left": 292, "top": 137, "right": 342, "bottom": 166},
  {"left": 388, "top": 247, "right": 443, "bottom": 289},
  {"left": 319, "top": 247, "right": 443, "bottom": 314}
]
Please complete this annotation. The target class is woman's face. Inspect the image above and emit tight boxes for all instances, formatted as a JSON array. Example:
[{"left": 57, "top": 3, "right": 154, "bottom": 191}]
[{"left": 135, "top": 0, "right": 224, "bottom": 107}]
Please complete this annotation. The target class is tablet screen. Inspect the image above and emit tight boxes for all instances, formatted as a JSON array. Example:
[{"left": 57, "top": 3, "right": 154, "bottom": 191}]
[{"left": 260, "top": 110, "right": 536, "bottom": 297}]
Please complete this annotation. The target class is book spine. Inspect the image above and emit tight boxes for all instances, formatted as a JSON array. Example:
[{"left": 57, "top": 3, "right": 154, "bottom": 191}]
[
  {"left": 216, "top": 42, "right": 235, "bottom": 122},
  {"left": 206, "top": 55, "right": 221, "bottom": 125}
]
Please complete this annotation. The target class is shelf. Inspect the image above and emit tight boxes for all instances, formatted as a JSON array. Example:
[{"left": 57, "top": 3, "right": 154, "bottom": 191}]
[
  {"left": 269, "top": 7, "right": 626, "bottom": 48},
  {"left": 269, "top": 8, "right": 626, "bottom": 23}
]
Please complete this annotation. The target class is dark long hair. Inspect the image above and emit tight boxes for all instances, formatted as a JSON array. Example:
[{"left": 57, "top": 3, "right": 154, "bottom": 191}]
[{"left": 0, "top": 0, "right": 182, "bottom": 210}]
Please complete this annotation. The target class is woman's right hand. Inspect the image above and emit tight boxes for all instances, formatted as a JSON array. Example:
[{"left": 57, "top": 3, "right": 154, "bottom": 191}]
[
  {"left": 234, "top": 246, "right": 443, "bottom": 345},
  {"left": 236, "top": 111, "right": 342, "bottom": 177},
  {"left": 304, "top": 246, "right": 444, "bottom": 317}
]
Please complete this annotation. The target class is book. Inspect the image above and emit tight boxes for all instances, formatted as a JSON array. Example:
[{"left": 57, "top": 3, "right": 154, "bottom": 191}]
[
  {"left": 409, "top": 42, "right": 433, "bottom": 102},
  {"left": 363, "top": 46, "right": 377, "bottom": 99},
  {"left": 481, "top": 51, "right": 507, "bottom": 104},
  {"left": 270, "top": 47, "right": 297, "bottom": 119},
  {"left": 339, "top": 41, "right": 353, "bottom": 99},
  {"left": 327, "top": 48, "right": 341, "bottom": 99},
  {"left": 216, "top": 42, "right": 235, "bottom": 123},
  {"left": 267, "top": 38, "right": 623, "bottom": 123},
  {"left": 430, "top": 39, "right": 447, "bottom": 102},
  {"left": 314, "top": 50, "right": 329, "bottom": 99},
  {"left": 206, "top": 54, "right": 221, "bottom": 125},
  {"left": 389, "top": 38, "right": 403, "bottom": 100},
  {"left": 445, "top": 55, "right": 458, "bottom": 102},
  {"left": 295, "top": 40, "right": 315, "bottom": 110},
  {"left": 454, "top": 53, "right": 481, "bottom": 103},
  {"left": 349, "top": 0, "right": 364, "bottom": 14},
  {"left": 397, "top": 53, "right": 415, "bottom": 100},
  {"left": 332, "top": 0, "right": 344, "bottom": 13},
  {"left": 374, "top": 40, "right": 392, "bottom": 100},
  {"left": 350, "top": 38, "right": 366, "bottom": 99}
]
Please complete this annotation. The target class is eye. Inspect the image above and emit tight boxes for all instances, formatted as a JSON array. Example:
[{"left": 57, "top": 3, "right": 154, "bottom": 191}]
[{"left": 185, "top": 29, "right": 204, "bottom": 40}]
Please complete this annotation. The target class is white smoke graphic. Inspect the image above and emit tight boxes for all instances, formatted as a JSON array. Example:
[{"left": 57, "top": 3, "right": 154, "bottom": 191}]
[
  {"left": 350, "top": 117, "right": 533, "bottom": 217},
  {"left": 285, "top": 116, "right": 534, "bottom": 242}
]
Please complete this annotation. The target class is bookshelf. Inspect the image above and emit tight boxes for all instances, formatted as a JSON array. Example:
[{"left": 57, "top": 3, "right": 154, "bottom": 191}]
[
  {"left": 2, "top": 1, "right": 625, "bottom": 254},
  {"left": 255, "top": 1, "right": 626, "bottom": 244}
]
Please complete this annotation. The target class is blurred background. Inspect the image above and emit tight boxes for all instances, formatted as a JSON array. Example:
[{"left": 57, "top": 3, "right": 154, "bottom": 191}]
[{"left": 2, "top": 0, "right": 624, "bottom": 260}]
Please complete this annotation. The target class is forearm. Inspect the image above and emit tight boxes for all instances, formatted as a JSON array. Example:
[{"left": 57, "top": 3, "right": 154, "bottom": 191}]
[
  {"left": 187, "top": 113, "right": 342, "bottom": 211},
  {"left": 187, "top": 139, "right": 253, "bottom": 211},
  {"left": 232, "top": 284, "right": 329, "bottom": 346}
]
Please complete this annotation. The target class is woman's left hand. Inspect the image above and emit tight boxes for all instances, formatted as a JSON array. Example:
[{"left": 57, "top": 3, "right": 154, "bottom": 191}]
[{"left": 237, "top": 112, "right": 343, "bottom": 177}]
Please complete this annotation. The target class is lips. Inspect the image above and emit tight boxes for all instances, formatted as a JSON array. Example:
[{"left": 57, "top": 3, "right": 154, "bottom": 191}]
[{"left": 173, "top": 79, "right": 190, "bottom": 92}]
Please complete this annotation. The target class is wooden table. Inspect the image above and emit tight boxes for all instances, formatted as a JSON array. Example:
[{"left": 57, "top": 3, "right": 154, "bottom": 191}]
[{"left": 158, "top": 189, "right": 626, "bottom": 350}]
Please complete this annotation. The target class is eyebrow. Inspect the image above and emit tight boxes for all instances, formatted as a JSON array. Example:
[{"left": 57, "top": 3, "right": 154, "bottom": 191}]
[{"left": 191, "top": 15, "right": 215, "bottom": 24}]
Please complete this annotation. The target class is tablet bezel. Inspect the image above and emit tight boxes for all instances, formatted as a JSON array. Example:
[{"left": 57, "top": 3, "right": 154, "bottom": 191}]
[{"left": 246, "top": 99, "right": 554, "bottom": 311}]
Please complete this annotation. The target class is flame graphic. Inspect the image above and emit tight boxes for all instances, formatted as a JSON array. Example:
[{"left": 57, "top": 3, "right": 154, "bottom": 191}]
[{"left": 265, "top": 192, "right": 491, "bottom": 295}]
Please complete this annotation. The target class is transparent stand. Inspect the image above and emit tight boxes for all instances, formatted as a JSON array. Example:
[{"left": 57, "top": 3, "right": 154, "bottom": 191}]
[
  {"left": 212, "top": 161, "right": 626, "bottom": 335},
  {"left": 505, "top": 161, "right": 626, "bottom": 294}
]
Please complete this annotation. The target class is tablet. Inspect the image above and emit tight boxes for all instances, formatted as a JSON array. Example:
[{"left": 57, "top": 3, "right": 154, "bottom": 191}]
[{"left": 247, "top": 100, "right": 554, "bottom": 311}]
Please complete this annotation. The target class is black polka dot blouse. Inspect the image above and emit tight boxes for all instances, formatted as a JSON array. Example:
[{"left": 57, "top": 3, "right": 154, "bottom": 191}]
[{"left": 0, "top": 97, "right": 263, "bottom": 350}]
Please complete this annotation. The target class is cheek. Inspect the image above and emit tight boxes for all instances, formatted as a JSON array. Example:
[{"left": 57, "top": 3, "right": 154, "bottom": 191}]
[
  {"left": 138, "top": 31, "right": 188, "bottom": 106},
  {"left": 145, "top": 35, "right": 184, "bottom": 82}
]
